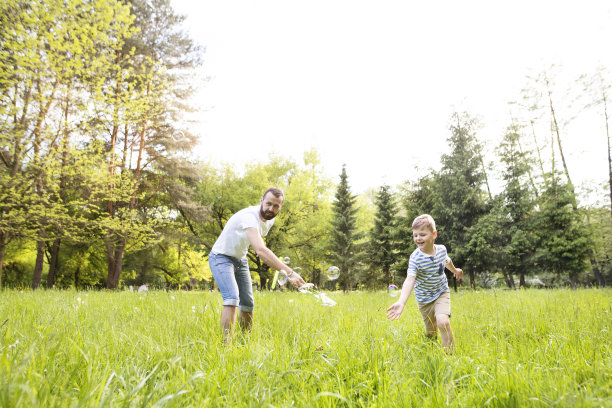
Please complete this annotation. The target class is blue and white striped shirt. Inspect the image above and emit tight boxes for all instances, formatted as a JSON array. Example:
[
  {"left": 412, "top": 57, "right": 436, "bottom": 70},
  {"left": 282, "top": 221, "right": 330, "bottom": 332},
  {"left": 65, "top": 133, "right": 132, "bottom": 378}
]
[{"left": 407, "top": 244, "right": 450, "bottom": 304}]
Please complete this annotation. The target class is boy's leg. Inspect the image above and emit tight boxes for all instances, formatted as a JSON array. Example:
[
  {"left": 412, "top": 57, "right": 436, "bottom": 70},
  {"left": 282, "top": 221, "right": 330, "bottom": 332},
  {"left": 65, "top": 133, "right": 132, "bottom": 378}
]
[
  {"left": 418, "top": 301, "right": 438, "bottom": 337},
  {"left": 436, "top": 313, "right": 454, "bottom": 354},
  {"left": 434, "top": 292, "right": 454, "bottom": 353}
]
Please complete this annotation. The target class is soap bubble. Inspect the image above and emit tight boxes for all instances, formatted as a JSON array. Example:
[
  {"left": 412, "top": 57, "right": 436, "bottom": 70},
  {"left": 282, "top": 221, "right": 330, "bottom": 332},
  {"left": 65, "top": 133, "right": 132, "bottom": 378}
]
[
  {"left": 283, "top": 257, "right": 291, "bottom": 264},
  {"left": 326, "top": 266, "right": 340, "bottom": 280},
  {"left": 278, "top": 270, "right": 288, "bottom": 286},
  {"left": 388, "top": 284, "right": 400, "bottom": 297}
]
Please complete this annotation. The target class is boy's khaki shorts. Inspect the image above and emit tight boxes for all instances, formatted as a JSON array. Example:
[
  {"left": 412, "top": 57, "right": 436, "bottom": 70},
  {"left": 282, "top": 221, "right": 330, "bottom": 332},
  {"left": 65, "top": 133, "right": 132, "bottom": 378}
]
[{"left": 417, "top": 291, "right": 451, "bottom": 334}]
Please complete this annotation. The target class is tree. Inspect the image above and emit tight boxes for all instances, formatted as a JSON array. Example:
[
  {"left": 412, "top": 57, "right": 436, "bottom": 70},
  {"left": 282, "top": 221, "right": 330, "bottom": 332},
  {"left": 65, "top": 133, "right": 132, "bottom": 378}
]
[
  {"left": 394, "top": 175, "right": 439, "bottom": 282},
  {"left": 273, "top": 150, "right": 333, "bottom": 289},
  {"left": 94, "top": 0, "right": 204, "bottom": 289},
  {"left": 497, "top": 124, "right": 538, "bottom": 287},
  {"left": 579, "top": 66, "right": 612, "bottom": 218},
  {"left": 434, "top": 112, "right": 487, "bottom": 289},
  {"left": 367, "top": 185, "right": 397, "bottom": 288},
  {"left": 535, "top": 177, "right": 591, "bottom": 288},
  {"left": 522, "top": 67, "right": 577, "bottom": 207},
  {"left": 579, "top": 185, "right": 610, "bottom": 287},
  {"left": 0, "top": 0, "right": 134, "bottom": 288},
  {"left": 465, "top": 196, "right": 511, "bottom": 288},
  {"left": 329, "top": 165, "right": 363, "bottom": 291}
]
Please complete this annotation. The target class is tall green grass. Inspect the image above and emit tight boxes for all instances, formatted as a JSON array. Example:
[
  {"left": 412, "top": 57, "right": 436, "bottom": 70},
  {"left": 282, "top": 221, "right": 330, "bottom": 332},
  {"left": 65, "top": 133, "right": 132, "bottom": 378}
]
[{"left": 0, "top": 289, "right": 610, "bottom": 407}]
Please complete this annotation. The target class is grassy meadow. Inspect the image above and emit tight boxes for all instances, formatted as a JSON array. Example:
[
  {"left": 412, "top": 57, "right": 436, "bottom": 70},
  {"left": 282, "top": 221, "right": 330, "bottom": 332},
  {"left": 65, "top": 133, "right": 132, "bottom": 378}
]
[{"left": 0, "top": 288, "right": 610, "bottom": 407}]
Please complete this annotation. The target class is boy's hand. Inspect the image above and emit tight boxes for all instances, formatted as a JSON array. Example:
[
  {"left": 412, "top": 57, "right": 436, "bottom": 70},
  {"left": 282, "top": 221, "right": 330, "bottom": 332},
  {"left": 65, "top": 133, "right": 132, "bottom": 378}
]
[
  {"left": 454, "top": 268, "right": 463, "bottom": 280},
  {"left": 386, "top": 302, "right": 405, "bottom": 320}
]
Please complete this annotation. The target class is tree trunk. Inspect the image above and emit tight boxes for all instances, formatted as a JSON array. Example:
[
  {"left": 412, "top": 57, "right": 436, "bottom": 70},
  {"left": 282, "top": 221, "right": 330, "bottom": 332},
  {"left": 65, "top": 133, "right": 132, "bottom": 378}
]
[
  {"left": 479, "top": 153, "right": 492, "bottom": 200},
  {"left": 0, "top": 232, "right": 8, "bottom": 288},
  {"left": 46, "top": 238, "right": 61, "bottom": 288},
  {"left": 468, "top": 269, "right": 475, "bottom": 290},
  {"left": 569, "top": 274, "right": 577, "bottom": 290},
  {"left": 530, "top": 121, "right": 546, "bottom": 181},
  {"left": 502, "top": 270, "right": 515, "bottom": 289},
  {"left": 312, "top": 267, "right": 321, "bottom": 289},
  {"left": 546, "top": 78, "right": 576, "bottom": 208},
  {"left": 519, "top": 271, "right": 526, "bottom": 288},
  {"left": 105, "top": 235, "right": 126, "bottom": 289},
  {"left": 32, "top": 240, "right": 46, "bottom": 289},
  {"left": 74, "top": 265, "right": 80, "bottom": 289},
  {"left": 603, "top": 92, "right": 612, "bottom": 218},
  {"left": 344, "top": 269, "right": 350, "bottom": 292},
  {"left": 517, "top": 135, "right": 539, "bottom": 199},
  {"left": 46, "top": 95, "right": 69, "bottom": 289},
  {"left": 590, "top": 259, "right": 605, "bottom": 287}
]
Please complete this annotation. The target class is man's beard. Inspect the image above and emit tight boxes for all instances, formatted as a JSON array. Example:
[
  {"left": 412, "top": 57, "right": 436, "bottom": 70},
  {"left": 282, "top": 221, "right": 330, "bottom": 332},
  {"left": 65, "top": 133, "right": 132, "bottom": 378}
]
[{"left": 260, "top": 206, "right": 276, "bottom": 220}]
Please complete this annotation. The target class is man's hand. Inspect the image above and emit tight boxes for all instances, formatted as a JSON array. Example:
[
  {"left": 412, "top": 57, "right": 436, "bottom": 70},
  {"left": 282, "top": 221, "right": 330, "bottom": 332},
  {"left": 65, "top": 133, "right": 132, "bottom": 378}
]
[
  {"left": 453, "top": 268, "right": 463, "bottom": 280},
  {"left": 287, "top": 270, "right": 306, "bottom": 288},
  {"left": 386, "top": 302, "right": 405, "bottom": 320}
]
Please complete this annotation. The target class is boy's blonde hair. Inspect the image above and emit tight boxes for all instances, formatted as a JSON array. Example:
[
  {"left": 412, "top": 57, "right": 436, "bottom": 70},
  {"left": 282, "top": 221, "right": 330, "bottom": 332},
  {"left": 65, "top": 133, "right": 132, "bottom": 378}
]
[{"left": 412, "top": 214, "right": 437, "bottom": 232}]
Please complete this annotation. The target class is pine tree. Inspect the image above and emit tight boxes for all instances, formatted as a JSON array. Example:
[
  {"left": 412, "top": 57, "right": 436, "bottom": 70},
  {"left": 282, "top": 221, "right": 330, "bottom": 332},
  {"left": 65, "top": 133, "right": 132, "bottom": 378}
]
[
  {"left": 535, "top": 178, "right": 591, "bottom": 288},
  {"left": 498, "top": 124, "right": 538, "bottom": 287},
  {"left": 329, "top": 165, "right": 362, "bottom": 291},
  {"left": 434, "top": 112, "right": 487, "bottom": 289},
  {"left": 393, "top": 176, "right": 439, "bottom": 279},
  {"left": 367, "top": 185, "right": 397, "bottom": 288}
]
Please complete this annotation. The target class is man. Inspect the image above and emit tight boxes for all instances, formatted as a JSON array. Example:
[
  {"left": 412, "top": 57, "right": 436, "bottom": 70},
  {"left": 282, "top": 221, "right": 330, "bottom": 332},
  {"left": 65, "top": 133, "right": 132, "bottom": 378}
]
[{"left": 209, "top": 187, "right": 305, "bottom": 341}]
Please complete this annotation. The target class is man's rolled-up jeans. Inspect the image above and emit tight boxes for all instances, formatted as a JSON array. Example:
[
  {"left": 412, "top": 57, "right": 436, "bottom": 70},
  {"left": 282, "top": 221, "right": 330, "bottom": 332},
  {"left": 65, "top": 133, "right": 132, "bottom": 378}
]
[{"left": 209, "top": 251, "right": 254, "bottom": 312}]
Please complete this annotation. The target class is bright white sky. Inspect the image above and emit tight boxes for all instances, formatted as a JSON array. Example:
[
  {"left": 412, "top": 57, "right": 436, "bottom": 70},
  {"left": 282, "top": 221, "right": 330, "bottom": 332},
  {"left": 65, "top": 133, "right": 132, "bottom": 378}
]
[{"left": 171, "top": 0, "right": 612, "bottom": 202}]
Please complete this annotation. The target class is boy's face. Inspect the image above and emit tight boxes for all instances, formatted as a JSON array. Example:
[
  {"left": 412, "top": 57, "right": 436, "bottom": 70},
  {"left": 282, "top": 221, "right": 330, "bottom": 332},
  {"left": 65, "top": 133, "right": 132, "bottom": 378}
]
[{"left": 412, "top": 227, "right": 437, "bottom": 252}]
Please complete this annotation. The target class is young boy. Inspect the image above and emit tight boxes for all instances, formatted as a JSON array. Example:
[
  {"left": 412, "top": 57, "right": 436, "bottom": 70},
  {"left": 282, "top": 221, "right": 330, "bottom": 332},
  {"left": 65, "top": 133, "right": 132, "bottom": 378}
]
[{"left": 386, "top": 214, "right": 463, "bottom": 353}]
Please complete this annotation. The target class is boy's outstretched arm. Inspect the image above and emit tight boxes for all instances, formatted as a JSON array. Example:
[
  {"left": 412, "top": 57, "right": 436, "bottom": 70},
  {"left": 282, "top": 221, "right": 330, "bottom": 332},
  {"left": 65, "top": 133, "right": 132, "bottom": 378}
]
[
  {"left": 386, "top": 275, "right": 416, "bottom": 320},
  {"left": 445, "top": 257, "right": 464, "bottom": 280}
]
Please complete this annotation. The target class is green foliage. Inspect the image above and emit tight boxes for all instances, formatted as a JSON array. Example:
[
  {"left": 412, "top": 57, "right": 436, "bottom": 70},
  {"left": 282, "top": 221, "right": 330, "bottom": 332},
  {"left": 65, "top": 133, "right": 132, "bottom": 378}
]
[
  {"left": 366, "top": 185, "right": 397, "bottom": 288},
  {"left": 393, "top": 113, "right": 488, "bottom": 289},
  {"left": 466, "top": 124, "right": 539, "bottom": 288},
  {"left": 582, "top": 206, "right": 612, "bottom": 286},
  {"left": 0, "top": 0, "right": 135, "bottom": 288},
  {"left": 1, "top": 1, "right": 610, "bottom": 292},
  {"left": 534, "top": 179, "right": 593, "bottom": 287},
  {"left": 273, "top": 151, "right": 335, "bottom": 288},
  {"left": 394, "top": 175, "right": 439, "bottom": 278},
  {"left": 434, "top": 113, "right": 487, "bottom": 276},
  {"left": 188, "top": 152, "right": 335, "bottom": 289},
  {"left": 329, "top": 165, "right": 365, "bottom": 291}
]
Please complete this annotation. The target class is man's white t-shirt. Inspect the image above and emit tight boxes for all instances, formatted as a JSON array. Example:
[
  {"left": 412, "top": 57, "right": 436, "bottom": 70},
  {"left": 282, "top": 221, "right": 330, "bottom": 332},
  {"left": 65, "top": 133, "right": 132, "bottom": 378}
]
[{"left": 211, "top": 205, "right": 275, "bottom": 259}]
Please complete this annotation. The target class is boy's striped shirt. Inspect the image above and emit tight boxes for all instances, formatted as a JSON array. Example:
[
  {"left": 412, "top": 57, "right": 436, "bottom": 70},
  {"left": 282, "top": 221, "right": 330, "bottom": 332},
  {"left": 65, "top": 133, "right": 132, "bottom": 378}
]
[{"left": 407, "top": 244, "right": 450, "bottom": 304}]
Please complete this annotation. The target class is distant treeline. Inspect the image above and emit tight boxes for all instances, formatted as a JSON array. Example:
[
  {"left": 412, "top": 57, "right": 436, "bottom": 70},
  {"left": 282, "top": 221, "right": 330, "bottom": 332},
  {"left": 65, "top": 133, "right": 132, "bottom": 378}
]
[{"left": 1, "top": 0, "right": 610, "bottom": 290}]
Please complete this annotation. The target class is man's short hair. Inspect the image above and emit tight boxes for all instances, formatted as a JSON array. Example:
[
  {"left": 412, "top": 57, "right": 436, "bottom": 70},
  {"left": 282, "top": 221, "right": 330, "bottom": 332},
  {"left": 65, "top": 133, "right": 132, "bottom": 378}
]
[
  {"left": 412, "top": 214, "right": 436, "bottom": 232},
  {"left": 263, "top": 187, "right": 284, "bottom": 201}
]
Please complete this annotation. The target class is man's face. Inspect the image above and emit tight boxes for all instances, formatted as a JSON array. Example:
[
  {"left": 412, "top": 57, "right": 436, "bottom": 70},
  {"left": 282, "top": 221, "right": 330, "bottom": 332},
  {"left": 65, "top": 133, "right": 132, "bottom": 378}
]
[{"left": 260, "top": 193, "right": 284, "bottom": 220}]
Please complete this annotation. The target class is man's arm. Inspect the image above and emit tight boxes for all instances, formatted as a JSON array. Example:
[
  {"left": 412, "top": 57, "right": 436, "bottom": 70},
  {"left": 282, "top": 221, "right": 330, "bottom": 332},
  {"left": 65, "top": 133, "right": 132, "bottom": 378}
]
[{"left": 246, "top": 228, "right": 305, "bottom": 287}]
